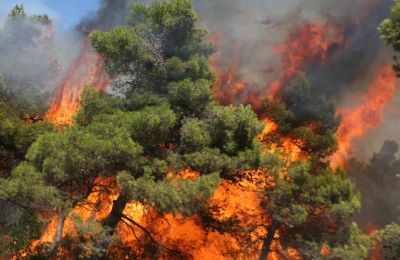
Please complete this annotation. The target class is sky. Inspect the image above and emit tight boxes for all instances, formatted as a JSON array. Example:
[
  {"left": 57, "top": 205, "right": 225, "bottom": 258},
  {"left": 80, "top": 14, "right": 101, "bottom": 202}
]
[{"left": 0, "top": 0, "right": 100, "bottom": 27}]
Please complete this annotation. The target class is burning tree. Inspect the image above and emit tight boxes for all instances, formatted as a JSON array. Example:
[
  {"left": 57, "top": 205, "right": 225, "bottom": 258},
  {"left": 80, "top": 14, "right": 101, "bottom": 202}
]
[
  {"left": 0, "top": 0, "right": 374, "bottom": 259},
  {"left": 263, "top": 73, "right": 340, "bottom": 168},
  {"left": 1, "top": 0, "right": 265, "bottom": 258}
]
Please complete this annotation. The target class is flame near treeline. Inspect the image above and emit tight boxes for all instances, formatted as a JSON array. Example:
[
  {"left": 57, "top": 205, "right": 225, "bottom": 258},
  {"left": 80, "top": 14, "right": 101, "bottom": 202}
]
[{"left": 3, "top": 0, "right": 399, "bottom": 258}]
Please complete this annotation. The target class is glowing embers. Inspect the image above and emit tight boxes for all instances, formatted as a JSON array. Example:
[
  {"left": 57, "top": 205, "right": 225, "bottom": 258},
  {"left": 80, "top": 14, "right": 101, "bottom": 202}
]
[
  {"left": 332, "top": 64, "right": 397, "bottom": 168},
  {"left": 45, "top": 39, "right": 109, "bottom": 126}
]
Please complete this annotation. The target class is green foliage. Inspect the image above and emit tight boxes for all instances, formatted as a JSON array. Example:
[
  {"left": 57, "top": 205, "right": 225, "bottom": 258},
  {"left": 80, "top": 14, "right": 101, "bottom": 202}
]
[
  {"left": 263, "top": 74, "right": 339, "bottom": 160},
  {"left": 0, "top": 98, "right": 52, "bottom": 174},
  {"left": 207, "top": 104, "right": 264, "bottom": 155},
  {"left": 329, "top": 223, "right": 371, "bottom": 260},
  {"left": 0, "top": 1, "right": 365, "bottom": 259},
  {"left": 91, "top": 0, "right": 214, "bottom": 96},
  {"left": 127, "top": 0, "right": 213, "bottom": 59},
  {"left": 379, "top": 1, "right": 400, "bottom": 76},
  {"left": 262, "top": 161, "right": 365, "bottom": 258},
  {"left": 0, "top": 162, "right": 62, "bottom": 209},
  {"left": 0, "top": 208, "right": 43, "bottom": 257},
  {"left": 165, "top": 55, "right": 214, "bottom": 82},
  {"left": 379, "top": 223, "right": 400, "bottom": 259},
  {"left": 0, "top": 73, "right": 53, "bottom": 256},
  {"left": 90, "top": 26, "right": 155, "bottom": 81},
  {"left": 66, "top": 215, "right": 114, "bottom": 259},
  {"left": 118, "top": 171, "right": 220, "bottom": 215},
  {"left": 180, "top": 118, "right": 211, "bottom": 152},
  {"left": 168, "top": 79, "right": 214, "bottom": 117},
  {"left": 75, "top": 87, "right": 121, "bottom": 126},
  {"left": 125, "top": 89, "right": 165, "bottom": 111},
  {"left": 183, "top": 148, "right": 231, "bottom": 174},
  {"left": 1, "top": 122, "right": 144, "bottom": 215},
  {"left": 284, "top": 74, "right": 338, "bottom": 130},
  {"left": 127, "top": 104, "right": 177, "bottom": 151},
  {"left": 264, "top": 163, "right": 360, "bottom": 227}
]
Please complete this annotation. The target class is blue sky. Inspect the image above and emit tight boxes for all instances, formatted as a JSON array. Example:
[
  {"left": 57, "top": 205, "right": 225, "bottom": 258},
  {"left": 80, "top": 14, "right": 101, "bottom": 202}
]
[{"left": 0, "top": 0, "right": 100, "bottom": 27}]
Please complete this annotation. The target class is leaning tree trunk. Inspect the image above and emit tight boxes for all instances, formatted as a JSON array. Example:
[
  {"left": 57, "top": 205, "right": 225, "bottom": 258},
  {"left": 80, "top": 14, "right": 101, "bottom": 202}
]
[
  {"left": 102, "top": 191, "right": 130, "bottom": 233},
  {"left": 93, "top": 189, "right": 131, "bottom": 256},
  {"left": 259, "top": 226, "right": 276, "bottom": 260},
  {"left": 47, "top": 210, "right": 67, "bottom": 257}
]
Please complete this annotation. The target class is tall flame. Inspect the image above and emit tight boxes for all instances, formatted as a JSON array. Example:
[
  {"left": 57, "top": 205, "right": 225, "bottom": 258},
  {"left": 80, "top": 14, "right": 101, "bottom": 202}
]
[
  {"left": 268, "top": 20, "right": 345, "bottom": 99},
  {"left": 331, "top": 64, "right": 397, "bottom": 168},
  {"left": 210, "top": 33, "right": 249, "bottom": 106},
  {"left": 45, "top": 39, "right": 109, "bottom": 125},
  {"left": 210, "top": 20, "right": 345, "bottom": 110}
]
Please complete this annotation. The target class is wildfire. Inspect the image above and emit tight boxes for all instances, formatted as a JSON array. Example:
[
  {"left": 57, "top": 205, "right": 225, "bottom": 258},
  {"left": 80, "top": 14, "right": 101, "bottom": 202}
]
[
  {"left": 210, "top": 33, "right": 249, "bottom": 106},
  {"left": 29, "top": 2, "right": 394, "bottom": 257},
  {"left": 268, "top": 20, "right": 345, "bottom": 99},
  {"left": 210, "top": 20, "right": 345, "bottom": 111},
  {"left": 30, "top": 169, "right": 271, "bottom": 259},
  {"left": 45, "top": 39, "right": 109, "bottom": 125},
  {"left": 331, "top": 64, "right": 397, "bottom": 168},
  {"left": 259, "top": 119, "right": 302, "bottom": 162}
]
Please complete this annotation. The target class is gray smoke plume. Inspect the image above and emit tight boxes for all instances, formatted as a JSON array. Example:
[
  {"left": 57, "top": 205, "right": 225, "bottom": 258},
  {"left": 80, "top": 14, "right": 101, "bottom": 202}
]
[
  {"left": 194, "top": 0, "right": 393, "bottom": 100},
  {"left": 348, "top": 140, "right": 400, "bottom": 229},
  {"left": 78, "top": 0, "right": 133, "bottom": 33},
  {"left": 194, "top": 0, "right": 398, "bottom": 155},
  {"left": 0, "top": 0, "right": 134, "bottom": 111},
  {"left": 0, "top": 12, "right": 61, "bottom": 109}
]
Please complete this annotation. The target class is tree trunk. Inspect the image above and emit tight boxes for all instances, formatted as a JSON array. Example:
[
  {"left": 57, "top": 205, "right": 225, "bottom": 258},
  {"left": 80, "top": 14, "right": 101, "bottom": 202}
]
[
  {"left": 47, "top": 211, "right": 67, "bottom": 257},
  {"left": 259, "top": 226, "right": 276, "bottom": 260},
  {"left": 102, "top": 191, "right": 130, "bottom": 233},
  {"left": 89, "top": 192, "right": 130, "bottom": 258}
]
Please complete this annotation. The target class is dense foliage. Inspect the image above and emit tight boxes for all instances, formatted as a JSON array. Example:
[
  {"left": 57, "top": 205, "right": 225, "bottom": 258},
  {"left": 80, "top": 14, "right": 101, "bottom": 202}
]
[{"left": 263, "top": 73, "right": 339, "bottom": 169}]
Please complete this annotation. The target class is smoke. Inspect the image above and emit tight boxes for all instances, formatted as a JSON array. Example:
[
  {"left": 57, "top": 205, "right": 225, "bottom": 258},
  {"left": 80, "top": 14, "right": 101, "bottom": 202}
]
[
  {"left": 348, "top": 140, "right": 400, "bottom": 229},
  {"left": 309, "top": 0, "right": 392, "bottom": 96},
  {"left": 194, "top": 0, "right": 393, "bottom": 98},
  {"left": 78, "top": 0, "right": 133, "bottom": 33},
  {"left": 0, "top": 0, "right": 134, "bottom": 110},
  {"left": 194, "top": 0, "right": 398, "bottom": 156},
  {"left": 0, "top": 13, "right": 60, "bottom": 108}
]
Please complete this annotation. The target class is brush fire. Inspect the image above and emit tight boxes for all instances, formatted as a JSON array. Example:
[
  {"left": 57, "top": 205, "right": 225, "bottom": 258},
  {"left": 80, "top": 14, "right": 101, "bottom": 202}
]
[{"left": 1, "top": 0, "right": 400, "bottom": 259}]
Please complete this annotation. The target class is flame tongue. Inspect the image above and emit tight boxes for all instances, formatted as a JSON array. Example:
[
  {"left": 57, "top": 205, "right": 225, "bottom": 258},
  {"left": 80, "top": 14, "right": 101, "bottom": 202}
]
[
  {"left": 268, "top": 20, "right": 345, "bottom": 99},
  {"left": 45, "top": 39, "right": 109, "bottom": 125},
  {"left": 332, "top": 64, "right": 397, "bottom": 168}
]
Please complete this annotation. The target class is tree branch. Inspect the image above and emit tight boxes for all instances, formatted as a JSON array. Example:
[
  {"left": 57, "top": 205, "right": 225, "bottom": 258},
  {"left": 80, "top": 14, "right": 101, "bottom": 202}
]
[{"left": 121, "top": 214, "right": 157, "bottom": 245}]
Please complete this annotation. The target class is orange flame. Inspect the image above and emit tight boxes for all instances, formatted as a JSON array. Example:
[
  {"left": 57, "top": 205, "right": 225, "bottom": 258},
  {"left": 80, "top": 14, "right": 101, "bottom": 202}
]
[
  {"left": 332, "top": 64, "right": 397, "bottom": 168},
  {"left": 210, "top": 33, "right": 249, "bottom": 106},
  {"left": 210, "top": 20, "right": 345, "bottom": 111},
  {"left": 259, "top": 119, "right": 302, "bottom": 162},
  {"left": 45, "top": 39, "right": 109, "bottom": 125},
  {"left": 268, "top": 20, "right": 345, "bottom": 99}
]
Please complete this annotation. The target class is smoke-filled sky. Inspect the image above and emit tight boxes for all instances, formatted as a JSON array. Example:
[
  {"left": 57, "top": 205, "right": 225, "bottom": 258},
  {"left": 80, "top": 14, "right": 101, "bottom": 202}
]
[{"left": 0, "top": 0, "right": 100, "bottom": 27}]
